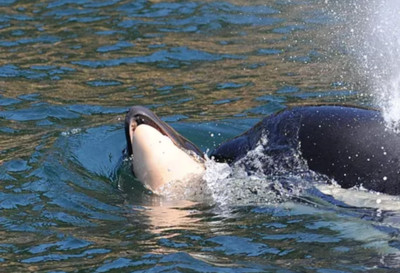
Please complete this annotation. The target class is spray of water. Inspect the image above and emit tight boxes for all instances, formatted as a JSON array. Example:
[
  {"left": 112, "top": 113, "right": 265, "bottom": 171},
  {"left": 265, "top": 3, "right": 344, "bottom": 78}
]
[
  {"left": 365, "top": 0, "right": 400, "bottom": 129},
  {"left": 341, "top": 0, "right": 400, "bottom": 130}
]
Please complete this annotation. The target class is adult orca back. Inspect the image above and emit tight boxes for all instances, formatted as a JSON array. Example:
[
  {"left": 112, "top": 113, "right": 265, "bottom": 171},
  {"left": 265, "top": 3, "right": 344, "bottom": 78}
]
[{"left": 211, "top": 106, "right": 400, "bottom": 195}]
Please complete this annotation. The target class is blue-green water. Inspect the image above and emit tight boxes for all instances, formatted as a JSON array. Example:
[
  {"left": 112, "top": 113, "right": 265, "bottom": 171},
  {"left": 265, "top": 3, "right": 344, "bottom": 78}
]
[{"left": 1, "top": 0, "right": 400, "bottom": 272}]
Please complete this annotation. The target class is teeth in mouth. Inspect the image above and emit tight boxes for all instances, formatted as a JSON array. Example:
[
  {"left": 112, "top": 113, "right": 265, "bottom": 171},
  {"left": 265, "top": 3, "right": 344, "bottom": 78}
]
[{"left": 131, "top": 120, "right": 138, "bottom": 131}]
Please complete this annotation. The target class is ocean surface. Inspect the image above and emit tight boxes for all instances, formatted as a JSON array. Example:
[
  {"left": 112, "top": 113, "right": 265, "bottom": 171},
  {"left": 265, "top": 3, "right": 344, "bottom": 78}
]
[{"left": 1, "top": 0, "right": 400, "bottom": 272}]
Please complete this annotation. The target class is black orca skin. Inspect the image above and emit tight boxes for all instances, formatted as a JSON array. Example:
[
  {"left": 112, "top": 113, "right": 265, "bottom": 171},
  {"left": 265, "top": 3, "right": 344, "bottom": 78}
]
[{"left": 211, "top": 105, "right": 400, "bottom": 195}]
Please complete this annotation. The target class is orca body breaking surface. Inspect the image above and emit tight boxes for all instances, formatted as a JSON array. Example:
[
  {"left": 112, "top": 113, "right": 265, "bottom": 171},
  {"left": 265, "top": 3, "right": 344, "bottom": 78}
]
[{"left": 211, "top": 106, "right": 400, "bottom": 195}]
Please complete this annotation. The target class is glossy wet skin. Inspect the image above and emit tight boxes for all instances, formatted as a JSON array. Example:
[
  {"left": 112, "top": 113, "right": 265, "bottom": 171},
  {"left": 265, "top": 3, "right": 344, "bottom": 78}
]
[
  {"left": 125, "top": 106, "right": 205, "bottom": 192},
  {"left": 125, "top": 106, "right": 204, "bottom": 158},
  {"left": 126, "top": 105, "right": 400, "bottom": 195},
  {"left": 212, "top": 105, "right": 400, "bottom": 195}
]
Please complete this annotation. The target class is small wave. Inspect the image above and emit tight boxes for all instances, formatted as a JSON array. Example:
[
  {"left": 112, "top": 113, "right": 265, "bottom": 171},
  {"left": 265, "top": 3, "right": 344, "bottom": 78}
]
[{"left": 316, "top": 184, "right": 400, "bottom": 212}]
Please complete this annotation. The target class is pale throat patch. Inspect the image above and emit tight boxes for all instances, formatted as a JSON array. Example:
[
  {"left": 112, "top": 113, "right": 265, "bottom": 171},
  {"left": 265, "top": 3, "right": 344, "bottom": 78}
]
[{"left": 130, "top": 124, "right": 205, "bottom": 193}]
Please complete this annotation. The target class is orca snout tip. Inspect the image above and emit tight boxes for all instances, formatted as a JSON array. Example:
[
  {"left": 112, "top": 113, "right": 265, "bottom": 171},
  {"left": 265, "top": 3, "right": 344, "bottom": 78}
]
[{"left": 127, "top": 105, "right": 152, "bottom": 116}]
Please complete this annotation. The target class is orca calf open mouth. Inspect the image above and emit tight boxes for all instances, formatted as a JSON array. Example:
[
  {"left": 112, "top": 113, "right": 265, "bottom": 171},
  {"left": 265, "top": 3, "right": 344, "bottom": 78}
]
[
  {"left": 125, "top": 106, "right": 204, "bottom": 158},
  {"left": 124, "top": 106, "right": 205, "bottom": 192}
]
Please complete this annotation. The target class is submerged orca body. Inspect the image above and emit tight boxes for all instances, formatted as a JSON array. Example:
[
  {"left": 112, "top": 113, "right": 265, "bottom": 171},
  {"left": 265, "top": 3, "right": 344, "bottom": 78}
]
[
  {"left": 211, "top": 105, "right": 400, "bottom": 195},
  {"left": 125, "top": 105, "right": 400, "bottom": 195}
]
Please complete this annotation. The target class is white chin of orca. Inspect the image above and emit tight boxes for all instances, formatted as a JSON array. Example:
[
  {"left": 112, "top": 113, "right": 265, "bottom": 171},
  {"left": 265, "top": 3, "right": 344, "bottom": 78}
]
[{"left": 131, "top": 124, "right": 205, "bottom": 193}]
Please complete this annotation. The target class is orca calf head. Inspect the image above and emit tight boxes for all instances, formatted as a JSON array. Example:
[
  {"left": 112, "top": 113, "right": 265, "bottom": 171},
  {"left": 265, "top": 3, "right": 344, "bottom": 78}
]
[{"left": 125, "top": 106, "right": 205, "bottom": 192}]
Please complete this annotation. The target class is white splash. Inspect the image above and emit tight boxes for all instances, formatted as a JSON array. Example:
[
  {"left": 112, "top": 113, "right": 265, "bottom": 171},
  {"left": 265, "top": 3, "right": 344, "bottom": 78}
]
[
  {"left": 316, "top": 184, "right": 400, "bottom": 211},
  {"left": 156, "top": 132, "right": 323, "bottom": 206},
  {"left": 200, "top": 135, "right": 314, "bottom": 206},
  {"left": 379, "top": 74, "right": 400, "bottom": 132},
  {"left": 202, "top": 158, "right": 278, "bottom": 207},
  {"left": 346, "top": 0, "right": 400, "bottom": 130},
  {"left": 61, "top": 128, "right": 82, "bottom": 136},
  {"left": 370, "top": 1, "right": 400, "bottom": 130}
]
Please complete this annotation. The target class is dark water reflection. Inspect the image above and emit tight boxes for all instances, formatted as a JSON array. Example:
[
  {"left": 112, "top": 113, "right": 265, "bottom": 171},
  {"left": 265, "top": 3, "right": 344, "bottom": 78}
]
[{"left": 1, "top": 0, "right": 399, "bottom": 272}]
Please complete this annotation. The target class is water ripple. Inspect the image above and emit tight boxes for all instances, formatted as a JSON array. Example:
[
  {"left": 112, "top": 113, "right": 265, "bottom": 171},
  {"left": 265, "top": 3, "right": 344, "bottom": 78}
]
[
  {"left": 0, "top": 103, "right": 80, "bottom": 121},
  {"left": 205, "top": 236, "right": 281, "bottom": 256},
  {"left": 72, "top": 47, "right": 244, "bottom": 68},
  {"left": 0, "top": 0, "right": 393, "bottom": 271},
  {"left": 21, "top": 248, "right": 110, "bottom": 264},
  {"left": 96, "top": 41, "right": 134, "bottom": 53},
  {"left": 0, "top": 192, "right": 38, "bottom": 209},
  {"left": 0, "top": 96, "right": 21, "bottom": 106},
  {"left": 0, "top": 64, "right": 74, "bottom": 80},
  {"left": 28, "top": 236, "right": 92, "bottom": 254}
]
